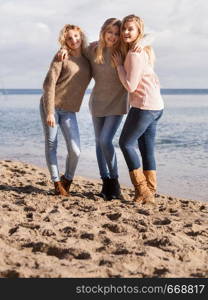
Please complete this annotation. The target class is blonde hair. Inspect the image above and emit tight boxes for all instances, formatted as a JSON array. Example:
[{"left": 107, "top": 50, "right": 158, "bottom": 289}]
[
  {"left": 58, "top": 24, "right": 88, "bottom": 54},
  {"left": 120, "top": 14, "right": 155, "bottom": 66},
  {"left": 94, "top": 18, "right": 121, "bottom": 67}
]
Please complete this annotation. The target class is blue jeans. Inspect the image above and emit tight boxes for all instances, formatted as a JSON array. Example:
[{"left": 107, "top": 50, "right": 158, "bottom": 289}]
[
  {"left": 92, "top": 115, "right": 123, "bottom": 179},
  {"left": 40, "top": 102, "right": 80, "bottom": 182},
  {"left": 119, "top": 107, "right": 163, "bottom": 171}
]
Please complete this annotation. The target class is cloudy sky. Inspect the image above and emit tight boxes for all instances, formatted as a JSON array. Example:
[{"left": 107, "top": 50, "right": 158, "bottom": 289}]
[{"left": 0, "top": 0, "right": 207, "bottom": 89}]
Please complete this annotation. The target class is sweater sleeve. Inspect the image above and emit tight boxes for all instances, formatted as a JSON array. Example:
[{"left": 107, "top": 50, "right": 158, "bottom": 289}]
[
  {"left": 117, "top": 51, "right": 145, "bottom": 93},
  {"left": 42, "top": 55, "right": 63, "bottom": 115}
]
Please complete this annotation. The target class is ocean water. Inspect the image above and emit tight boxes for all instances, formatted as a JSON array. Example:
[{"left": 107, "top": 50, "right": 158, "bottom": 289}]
[{"left": 0, "top": 91, "right": 207, "bottom": 201}]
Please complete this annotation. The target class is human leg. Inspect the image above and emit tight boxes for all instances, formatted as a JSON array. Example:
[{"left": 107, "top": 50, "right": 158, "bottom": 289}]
[
  {"left": 40, "top": 102, "right": 60, "bottom": 182},
  {"left": 40, "top": 103, "right": 68, "bottom": 196},
  {"left": 92, "top": 116, "right": 109, "bottom": 179},
  {"left": 119, "top": 108, "right": 156, "bottom": 203},
  {"left": 99, "top": 115, "right": 123, "bottom": 179},
  {"left": 139, "top": 110, "right": 163, "bottom": 195},
  {"left": 59, "top": 110, "right": 81, "bottom": 192},
  {"left": 99, "top": 115, "right": 123, "bottom": 198}
]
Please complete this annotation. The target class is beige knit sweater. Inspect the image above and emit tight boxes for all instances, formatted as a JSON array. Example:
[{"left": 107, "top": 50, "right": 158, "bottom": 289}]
[
  {"left": 41, "top": 54, "right": 91, "bottom": 115},
  {"left": 82, "top": 34, "right": 155, "bottom": 117},
  {"left": 85, "top": 46, "right": 128, "bottom": 117}
]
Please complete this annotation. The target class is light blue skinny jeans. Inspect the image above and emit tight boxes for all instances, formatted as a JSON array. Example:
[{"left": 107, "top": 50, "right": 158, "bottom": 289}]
[
  {"left": 92, "top": 115, "right": 123, "bottom": 179},
  {"left": 40, "top": 102, "right": 80, "bottom": 182}
]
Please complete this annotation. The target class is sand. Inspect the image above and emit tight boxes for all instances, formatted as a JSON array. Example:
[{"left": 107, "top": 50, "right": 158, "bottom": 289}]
[{"left": 0, "top": 160, "right": 207, "bottom": 278}]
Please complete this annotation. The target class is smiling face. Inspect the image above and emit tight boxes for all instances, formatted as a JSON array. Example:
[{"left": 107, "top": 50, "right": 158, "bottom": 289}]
[
  {"left": 122, "top": 20, "right": 139, "bottom": 44},
  {"left": 66, "top": 29, "right": 82, "bottom": 50},
  {"left": 104, "top": 25, "right": 120, "bottom": 47}
]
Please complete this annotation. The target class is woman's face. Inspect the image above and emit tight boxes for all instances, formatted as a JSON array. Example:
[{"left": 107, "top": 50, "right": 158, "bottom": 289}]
[
  {"left": 104, "top": 25, "right": 120, "bottom": 47},
  {"left": 66, "top": 29, "right": 82, "bottom": 50},
  {"left": 122, "top": 21, "right": 139, "bottom": 44}
]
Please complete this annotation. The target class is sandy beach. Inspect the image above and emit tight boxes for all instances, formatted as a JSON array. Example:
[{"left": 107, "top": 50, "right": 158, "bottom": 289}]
[{"left": 0, "top": 159, "right": 207, "bottom": 278}]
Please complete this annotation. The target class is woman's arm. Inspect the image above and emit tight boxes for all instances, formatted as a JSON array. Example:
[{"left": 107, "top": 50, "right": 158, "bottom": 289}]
[
  {"left": 113, "top": 51, "right": 145, "bottom": 93},
  {"left": 42, "top": 55, "right": 63, "bottom": 116}
]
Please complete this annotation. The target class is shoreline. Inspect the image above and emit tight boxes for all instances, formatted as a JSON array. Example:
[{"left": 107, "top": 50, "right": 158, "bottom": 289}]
[
  {"left": 0, "top": 160, "right": 208, "bottom": 278},
  {"left": 1, "top": 154, "right": 207, "bottom": 202}
]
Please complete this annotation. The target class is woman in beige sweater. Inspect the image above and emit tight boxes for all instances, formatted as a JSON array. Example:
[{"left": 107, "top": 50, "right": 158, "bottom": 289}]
[{"left": 40, "top": 24, "right": 91, "bottom": 196}]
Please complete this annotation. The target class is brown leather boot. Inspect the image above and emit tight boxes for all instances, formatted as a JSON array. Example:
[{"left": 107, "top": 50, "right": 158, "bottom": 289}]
[
  {"left": 143, "top": 170, "right": 157, "bottom": 195},
  {"left": 54, "top": 181, "right": 68, "bottom": 196},
  {"left": 129, "top": 168, "right": 155, "bottom": 204},
  {"left": 60, "top": 175, "right": 72, "bottom": 193}
]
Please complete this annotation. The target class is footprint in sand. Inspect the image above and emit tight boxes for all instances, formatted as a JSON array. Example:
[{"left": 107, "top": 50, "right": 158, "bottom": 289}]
[
  {"left": 26, "top": 213, "right": 33, "bottom": 219},
  {"left": 9, "top": 226, "right": 19, "bottom": 235},
  {"left": 102, "top": 223, "right": 121, "bottom": 233},
  {"left": 59, "top": 226, "right": 77, "bottom": 237},
  {"left": 153, "top": 218, "right": 171, "bottom": 225},
  {"left": 80, "top": 233, "right": 94, "bottom": 240},
  {"left": 144, "top": 236, "right": 172, "bottom": 248},
  {"left": 101, "top": 236, "right": 112, "bottom": 246},
  {"left": 112, "top": 248, "right": 130, "bottom": 255},
  {"left": 137, "top": 209, "right": 150, "bottom": 216},
  {"left": 153, "top": 267, "right": 169, "bottom": 276},
  {"left": 106, "top": 213, "right": 122, "bottom": 221},
  {"left": 43, "top": 216, "right": 50, "bottom": 222},
  {"left": 0, "top": 270, "right": 20, "bottom": 278},
  {"left": 42, "top": 229, "right": 56, "bottom": 237},
  {"left": 99, "top": 260, "right": 113, "bottom": 267},
  {"left": 24, "top": 206, "right": 36, "bottom": 212}
]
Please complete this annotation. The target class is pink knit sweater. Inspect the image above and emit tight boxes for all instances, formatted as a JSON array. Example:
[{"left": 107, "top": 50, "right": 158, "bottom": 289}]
[{"left": 117, "top": 50, "right": 164, "bottom": 110}]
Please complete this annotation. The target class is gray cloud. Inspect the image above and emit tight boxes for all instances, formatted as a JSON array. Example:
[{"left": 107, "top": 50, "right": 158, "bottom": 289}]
[{"left": 0, "top": 0, "right": 207, "bottom": 88}]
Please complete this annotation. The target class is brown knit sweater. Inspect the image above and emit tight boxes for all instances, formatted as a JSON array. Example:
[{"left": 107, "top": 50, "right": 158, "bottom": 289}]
[
  {"left": 41, "top": 54, "right": 91, "bottom": 115},
  {"left": 84, "top": 46, "right": 128, "bottom": 117}
]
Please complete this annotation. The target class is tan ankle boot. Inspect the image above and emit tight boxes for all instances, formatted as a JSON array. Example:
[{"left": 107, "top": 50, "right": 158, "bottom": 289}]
[
  {"left": 143, "top": 170, "right": 157, "bottom": 195},
  {"left": 60, "top": 175, "right": 72, "bottom": 193},
  {"left": 129, "top": 168, "right": 155, "bottom": 204},
  {"left": 54, "top": 181, "right": 68, "bottom": 196}
]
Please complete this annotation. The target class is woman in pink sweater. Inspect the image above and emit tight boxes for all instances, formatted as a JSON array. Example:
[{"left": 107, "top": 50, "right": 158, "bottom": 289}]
[{"left": 112, "top": 15, "right": 164, "bottom": 204}]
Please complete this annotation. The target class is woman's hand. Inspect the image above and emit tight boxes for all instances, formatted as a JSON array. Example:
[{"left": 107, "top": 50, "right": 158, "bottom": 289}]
[
  {"left": 131, "top": 42, "right": 143, "bottom": 53},
  {"left": 89, "top": 41, "right": 98, "bottom": 50},
  {"left": 46, "top": 114, "right": 56, "bottom": 127},
  {"left": 56, "top": 49, "right": 68, "bottom": 61},
  {"left": 112, "top": 51, "right": 123, "bottom": 67}
]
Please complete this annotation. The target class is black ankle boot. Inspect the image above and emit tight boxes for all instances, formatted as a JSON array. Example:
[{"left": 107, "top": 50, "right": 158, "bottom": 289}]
[
  {"left": 109, "top": 178, "right": 121, "bottom": 199},
  {"left": 100, "top": 178, "right": 112, "bottom": 200}
]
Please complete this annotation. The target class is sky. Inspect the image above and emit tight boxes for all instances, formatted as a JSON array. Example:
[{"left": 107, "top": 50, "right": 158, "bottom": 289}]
[{"left": 0, "top": 0, "right": 207, "bottom": 89}]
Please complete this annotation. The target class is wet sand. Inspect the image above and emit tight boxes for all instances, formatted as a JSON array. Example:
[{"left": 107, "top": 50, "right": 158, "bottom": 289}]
[{"left": 0, "top": 160, "right": 208, "bottom": 278}]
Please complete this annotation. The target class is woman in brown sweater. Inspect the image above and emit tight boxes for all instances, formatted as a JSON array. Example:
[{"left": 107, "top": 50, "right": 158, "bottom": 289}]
[{"left": 40, "top": 24, "right": 91, "bottom": 196}]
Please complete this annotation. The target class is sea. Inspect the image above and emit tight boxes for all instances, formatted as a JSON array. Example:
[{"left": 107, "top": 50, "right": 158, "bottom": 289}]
[{"left": 0, "top": 89, "right": 207, "bottom": 202}]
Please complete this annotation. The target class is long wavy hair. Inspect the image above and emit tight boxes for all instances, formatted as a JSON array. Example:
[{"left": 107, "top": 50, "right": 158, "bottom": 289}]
[
  {"left": 120, "top": 15, "right": 155, "bottom": 66},
  {"left": 58, "top": 24, "right": 88, "bottom": 54},
  {"left": 94, "top": 18, "right": 121, "bottom": 67}
]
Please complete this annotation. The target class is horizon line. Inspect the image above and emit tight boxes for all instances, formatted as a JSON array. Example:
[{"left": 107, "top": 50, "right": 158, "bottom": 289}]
[{"left": 1, "top": 88, "right": 208, "bottom": 95}]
